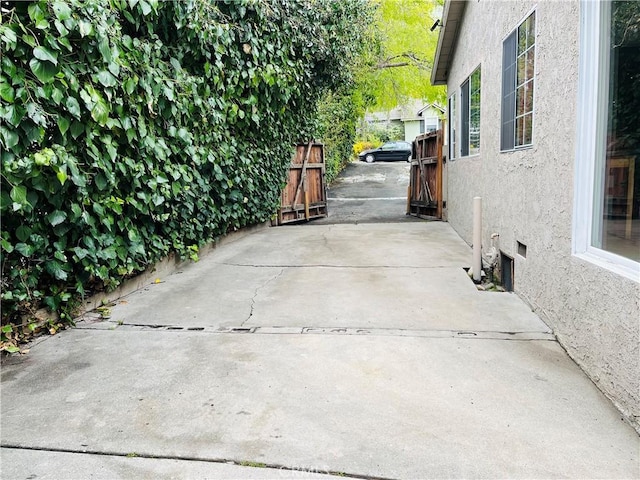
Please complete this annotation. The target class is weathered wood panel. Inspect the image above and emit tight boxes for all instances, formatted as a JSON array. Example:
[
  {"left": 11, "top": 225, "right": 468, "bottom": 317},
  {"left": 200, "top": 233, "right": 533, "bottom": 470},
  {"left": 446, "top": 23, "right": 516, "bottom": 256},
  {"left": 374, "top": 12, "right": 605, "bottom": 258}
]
[
  {"left": 408, "top": 130, "right": 444, "bottom": 219},
  {"left": 276, "top": 142, "right": 327, "bottom": 225}
]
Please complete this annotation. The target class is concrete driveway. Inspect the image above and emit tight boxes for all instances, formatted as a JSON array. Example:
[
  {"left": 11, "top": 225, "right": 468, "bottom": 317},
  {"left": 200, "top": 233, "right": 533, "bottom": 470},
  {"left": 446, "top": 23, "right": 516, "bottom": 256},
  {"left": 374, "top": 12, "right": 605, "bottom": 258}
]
[
  {"left": 2, "top": 163, "right": 639, "bottom": 479},
  {"left": 315, "top": 161, "right": 420, "bottom": 224}
]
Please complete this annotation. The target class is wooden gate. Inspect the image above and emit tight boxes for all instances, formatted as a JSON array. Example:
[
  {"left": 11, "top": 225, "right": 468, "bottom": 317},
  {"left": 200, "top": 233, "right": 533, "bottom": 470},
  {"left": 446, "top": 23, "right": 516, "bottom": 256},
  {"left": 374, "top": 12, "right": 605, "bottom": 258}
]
[
  {"left": 407, "top": 130, "right": 444, "bottom": 219},
  {"left": 275, "top": 142, "right": 328, "bottom": 225}
]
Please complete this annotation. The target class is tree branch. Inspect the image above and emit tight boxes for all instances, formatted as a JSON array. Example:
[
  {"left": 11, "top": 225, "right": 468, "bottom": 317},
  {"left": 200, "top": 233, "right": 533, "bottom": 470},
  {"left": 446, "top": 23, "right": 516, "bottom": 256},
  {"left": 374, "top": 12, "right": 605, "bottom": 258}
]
[
  {"left": 378, "top": 62, "right": 411, "bottom": 69},
  {"left": 376, "top": 52, "right": 432, "bottom": 70}
]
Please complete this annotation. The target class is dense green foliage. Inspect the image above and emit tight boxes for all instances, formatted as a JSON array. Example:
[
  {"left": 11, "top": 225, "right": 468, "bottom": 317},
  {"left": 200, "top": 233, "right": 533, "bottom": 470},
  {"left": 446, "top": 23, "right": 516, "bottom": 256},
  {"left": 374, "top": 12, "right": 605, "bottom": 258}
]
[
  {"left": 357, "top": 120, "right": 404, "bottom": 144},
  {"left": 316, "top": 91, "right": 366, "bottom": 183},
  {"left": 0, "top": 0, "right": 372, "bottom": 330},
  {"left": 358, "top": 0, "right": 445, "bottom": 109}
]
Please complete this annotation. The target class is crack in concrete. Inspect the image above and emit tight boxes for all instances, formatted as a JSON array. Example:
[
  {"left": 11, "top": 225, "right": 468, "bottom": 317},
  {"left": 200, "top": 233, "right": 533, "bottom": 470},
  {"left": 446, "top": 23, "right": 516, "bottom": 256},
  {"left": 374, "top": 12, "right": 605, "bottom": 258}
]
[
  {"left": 217, "top": 262, "right": 457, "bottom": 270},
  {"left": 321, "top": 225, "right": 337, "bottom": 256},
  {"left": 240, "top": 268, "right": 285, "bottom": 327},
  {"left": 74, "top": 322, "right": 554, "bottom": 341},
  {"left": 0, "top": 445, "right": 397, "bottom": 480}
]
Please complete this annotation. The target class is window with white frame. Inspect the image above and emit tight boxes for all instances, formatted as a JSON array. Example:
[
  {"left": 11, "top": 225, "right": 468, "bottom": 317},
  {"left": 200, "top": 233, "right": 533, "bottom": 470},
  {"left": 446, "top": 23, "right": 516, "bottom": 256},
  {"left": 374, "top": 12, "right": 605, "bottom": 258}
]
[
  {"left": 573, "top": 0, "right": 640, "bottom": 280},
  {"left": 448, "top": 93, "right": 457, "bottom": 159},
  {"left": 501, "top": 12, "right": 535, "bottom": 150},
  {"left": 460, "top": 66, "right": 481, "bottom": 156}
]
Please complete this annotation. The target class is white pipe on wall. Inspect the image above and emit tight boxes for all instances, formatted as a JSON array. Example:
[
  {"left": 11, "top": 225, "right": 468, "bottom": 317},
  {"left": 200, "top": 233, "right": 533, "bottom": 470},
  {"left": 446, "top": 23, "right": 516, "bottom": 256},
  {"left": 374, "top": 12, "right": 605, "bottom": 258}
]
[{"left": 473, "top": 196, "right": 482, "bottom": 283}]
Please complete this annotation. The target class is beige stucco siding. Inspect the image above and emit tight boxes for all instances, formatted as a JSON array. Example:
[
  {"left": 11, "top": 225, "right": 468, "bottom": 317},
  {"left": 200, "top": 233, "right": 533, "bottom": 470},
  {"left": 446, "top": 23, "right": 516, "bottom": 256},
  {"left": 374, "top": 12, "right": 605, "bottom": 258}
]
[{"left": 444, "top": 0, "right": 639, "bottom": 430}]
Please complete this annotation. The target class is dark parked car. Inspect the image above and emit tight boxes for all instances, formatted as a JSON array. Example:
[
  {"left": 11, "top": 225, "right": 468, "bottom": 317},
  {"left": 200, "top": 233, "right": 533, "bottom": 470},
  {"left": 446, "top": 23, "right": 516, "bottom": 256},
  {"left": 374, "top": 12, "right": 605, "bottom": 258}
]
[{"left": 358, "top": 141, "right": 412, "bottom": 163}]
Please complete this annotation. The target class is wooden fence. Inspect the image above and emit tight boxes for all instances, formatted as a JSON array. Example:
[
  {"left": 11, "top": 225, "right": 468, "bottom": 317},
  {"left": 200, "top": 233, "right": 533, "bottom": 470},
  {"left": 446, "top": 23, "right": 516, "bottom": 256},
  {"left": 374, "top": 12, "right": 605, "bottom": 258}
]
[
  {"left": 407, "top": 130, "right": 444, "bottom": 219},
  {"left": 275, "top": 142, "right": 327, "bottom": 225}
]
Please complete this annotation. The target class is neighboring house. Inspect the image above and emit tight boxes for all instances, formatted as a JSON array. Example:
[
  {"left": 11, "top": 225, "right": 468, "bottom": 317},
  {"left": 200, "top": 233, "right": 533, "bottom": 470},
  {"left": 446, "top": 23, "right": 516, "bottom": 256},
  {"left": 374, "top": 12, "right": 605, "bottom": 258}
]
[
  {"left": 403, "top": 104, "right": 445, "bottom": 142},
  {"left": 364, "top": 101, "right": 444, "bottom": 142},
  {"left": 432, "top": 0, "right": 639, "bottom": 431}
]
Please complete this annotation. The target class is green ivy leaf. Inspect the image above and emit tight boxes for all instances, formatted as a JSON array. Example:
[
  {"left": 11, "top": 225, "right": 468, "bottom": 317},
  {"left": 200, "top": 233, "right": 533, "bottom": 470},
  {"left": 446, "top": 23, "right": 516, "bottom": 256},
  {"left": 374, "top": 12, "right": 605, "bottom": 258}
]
[
  {"left": 35, "top": 18, "right": 50, "bottom": 30},
  {"left": 58, "top": 36, "right": 72, "bottom": 51},
  {"left": 70, "top": 121, "right": 84, "bottom": 139},
  {"left": 47, "top": 210, "right": 67, "bottom": 227},
  {"left": 29, "top": 58, "right": 58, "bottom": 83},
  {"left": 91, "top": 98, "right": 109, "bottom": 125},
  {"left": 0, "top": 26, "right": 18, "bottom": 48},
  {"left": 56, "top": 169, "right": 68, "bottom": 185},
  {"left": 1, "top": 237, "right": 14, "bottom": 253},
  {"left": 27, "top": 4, "right": 45, "bottom": 23},
  {"left": 54, "top": 19, "right": 70, "bottom": 37},
  {"left": 78, "top": 21, "right": 93, "bottom": 37},
  {"left": 0, "top": 126, "right": 19, "bottom": 148},
  {"left": 15, "top": 243, "right": 36, "bottom": 257},
  {"left": 10, "top": 185, "right": 27, "bottom": 205},
  {"left": 24, "top": 124, "right": 44, "bottom": 144},
  {"left": 51, "top": 87, "right": 64, "bottom": 105},
  {"left": 22, "top": 34, "right": 36, "bottom": 48},
  {"left": 65, "top": 97, "right": 81, "bottom": 118},
  {"left": 70, "top": 203, "right": 82, "bottom": 219},
  {"left": 16, "top": 225, "right": 31, "bottom": 242},
  {"left": 33, "top": 46, "right": 59, "bottom": 66},
  {"left": 45, "top": 260, "right": 68, "bottom": 280},
  {"left": 124, "top": 77, "right": 136, "bottom": 95},
  {"left": 139, "top": 0, "right": 152, "bottom": 16},
  {"left": 94, "top": 173, "right": 107, "bottom": 191},
  {"left": 98, "top": 38, "right": 112, "bottom": 63},
  {"left": 73, "top": 247, "right": 89, "bottom": 259},
  {"left": 57, "top": 116, "right": 70, "bottom": 135},
  {"left": 0, "top": 82, "right": 15, "bottom": 103},
  {"left": 52, "top": 1, "right": 72, "bottom": 21},
  {"left": 97, "top": 70, "right": 117, "bottom": 87}
]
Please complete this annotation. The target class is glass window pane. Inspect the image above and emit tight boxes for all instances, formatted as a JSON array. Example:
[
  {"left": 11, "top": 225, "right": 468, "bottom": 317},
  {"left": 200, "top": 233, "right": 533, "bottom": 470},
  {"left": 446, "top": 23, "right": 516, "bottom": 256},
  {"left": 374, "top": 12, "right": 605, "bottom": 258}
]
[
  {"left": 473, "top": 69, "right": 480, "bottom": 91},
  {"left": 469, "top": 67, "right": 481, "bottom": 155},
  {"left": 461, "top": 79, "right": 470, "bottom": 156},
  {"left": 516, "top": 85, "right": 525, "bottom": 116},
  {"left": 526, "top": 13, "right": 536, "bottom": 49},
  {"left": 526, "top": 49, "right": 535, "bottom": 81},
  {"left": 506, "top": 13, "right": 535, "bottom": 151},
  {"left": 593, "top": 1, "right": 640, "bottom": 261},
  {"left": 524, "top": 80, "right": 534, "bottom": 114},
  {"left": 524, "top": 112, "right": 533, "bottom": 145},
  {"left": 517, "top": 54, "right": 525, "bottom": 85},
  {"left": 515, "top": 116, "right": 525, "bottom": 147},
  {"left": 518, "top": 23, "right": 526, "bottom": 55}
]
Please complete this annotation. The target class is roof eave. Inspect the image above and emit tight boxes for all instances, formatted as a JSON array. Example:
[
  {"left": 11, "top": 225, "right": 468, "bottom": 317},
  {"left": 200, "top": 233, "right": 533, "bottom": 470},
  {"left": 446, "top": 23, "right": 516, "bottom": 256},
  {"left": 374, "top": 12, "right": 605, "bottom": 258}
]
[
  {"left": 416, "top": 103, "right": 446, "bottom": 115},
  {"left": 431, "top": 0, "right": 467, "bottom": 86}
]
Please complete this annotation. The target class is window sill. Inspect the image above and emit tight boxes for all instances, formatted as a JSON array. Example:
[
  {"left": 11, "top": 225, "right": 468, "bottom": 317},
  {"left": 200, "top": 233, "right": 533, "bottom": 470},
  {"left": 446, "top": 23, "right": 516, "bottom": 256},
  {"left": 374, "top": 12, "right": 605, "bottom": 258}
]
[
  {"left": 500, "top": 145, "right": 534, "bottom": 154},
  {"left": 574, "top": 249, "right": 640, "bottom": 283},
  {"left": 457, "top": 153, "right": 481, "bottom": 160}
]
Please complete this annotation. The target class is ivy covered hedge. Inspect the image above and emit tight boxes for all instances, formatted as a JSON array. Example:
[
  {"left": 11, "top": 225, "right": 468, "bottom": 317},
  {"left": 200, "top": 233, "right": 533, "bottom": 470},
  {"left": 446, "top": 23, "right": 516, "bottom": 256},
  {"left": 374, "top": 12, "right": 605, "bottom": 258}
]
[
  {"left": 317, "top": 91, "right": 365, "bottom": 183},
  {"left": 0, "top": 0, "right": 373, "bottom": 330}
]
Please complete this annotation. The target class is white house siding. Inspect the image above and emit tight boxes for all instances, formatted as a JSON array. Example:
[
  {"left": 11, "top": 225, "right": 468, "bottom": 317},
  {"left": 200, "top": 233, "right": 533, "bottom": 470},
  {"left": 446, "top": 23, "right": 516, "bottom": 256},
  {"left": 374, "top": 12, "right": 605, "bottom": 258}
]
[
  {"left": 444, "top": 1, "right": 639, "bottom": 430},
  {"left": 404, "top": 120, "right": 422, "bottom": 142}
]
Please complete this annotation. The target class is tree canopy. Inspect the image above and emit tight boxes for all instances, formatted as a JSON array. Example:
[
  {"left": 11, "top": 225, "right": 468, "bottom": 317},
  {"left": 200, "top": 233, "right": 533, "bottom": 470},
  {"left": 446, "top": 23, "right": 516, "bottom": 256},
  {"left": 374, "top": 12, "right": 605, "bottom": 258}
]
[{"left": 356, "top": 0, "right": 446, "bottom": 110}]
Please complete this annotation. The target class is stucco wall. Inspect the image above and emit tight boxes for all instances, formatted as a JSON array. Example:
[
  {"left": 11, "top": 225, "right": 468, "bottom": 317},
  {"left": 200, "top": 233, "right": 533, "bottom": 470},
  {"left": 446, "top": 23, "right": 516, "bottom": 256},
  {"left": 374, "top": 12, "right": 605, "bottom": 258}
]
[{"left": 444, "top": 0, "right": 639, "bottom": 430}]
